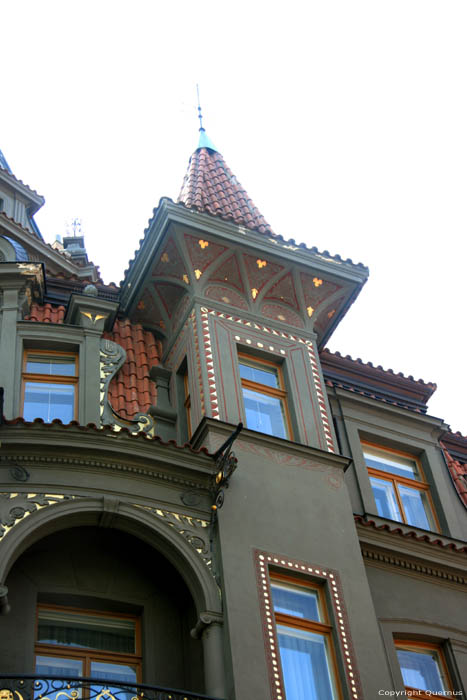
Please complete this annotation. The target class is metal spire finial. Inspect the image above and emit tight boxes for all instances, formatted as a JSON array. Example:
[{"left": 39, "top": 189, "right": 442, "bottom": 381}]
[{"left": 196, "top": 84, "right": 204, "bottom": 131}]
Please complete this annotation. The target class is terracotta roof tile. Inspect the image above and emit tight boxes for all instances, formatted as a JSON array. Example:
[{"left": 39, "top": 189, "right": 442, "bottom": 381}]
[
  {"left": 178, "top": 147, "right": 275, "bottom": 236},
  {"left": 354, "top": 514, "right": 467, "bottom": 552},
  {"left": 321, "top": 348, "right": 436, "bottom": 414},
  {"left": 103, "top": 318, "right": 161, "bottom": 420},
  {"left": 321, "top": 349, "right": 436, "bottom": 388},
  {"left": 122, "top": 197, "right": 368, "bottom": 286},
  {"left": 440, "top": 442, "right": 467, "bottom": 508},
  {"left": 2, "top": 416, "right": 212, "bottom": 456},
  {"left": 25, "top": 303, "right": 66, "bottom": 323}
]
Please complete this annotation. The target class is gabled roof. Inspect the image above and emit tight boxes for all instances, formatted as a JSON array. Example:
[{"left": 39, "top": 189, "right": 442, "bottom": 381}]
[{"left": 177, "top": 137, "right": 274, "bottom": 236}]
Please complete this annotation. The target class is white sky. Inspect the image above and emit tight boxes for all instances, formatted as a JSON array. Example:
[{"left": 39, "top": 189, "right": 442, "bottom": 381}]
[{"left": 2, "top": 1, "right": 466, "bottom": 433}]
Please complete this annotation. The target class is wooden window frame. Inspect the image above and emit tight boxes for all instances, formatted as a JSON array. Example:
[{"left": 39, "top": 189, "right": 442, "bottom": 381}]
[
  {"left": 362, "top": 441, "right": 439, "bottom": 531},
  {"left": 394, "top": 640, "right": 453, "bottom": 698},
  {"left": 238, "top": 352, "right": 293, "bottom": 439},
  {"left": 35, "top": 604, "right": 142, "bottom": 680},
  {"left": 270, "top": 571, "right": 342, "bottom": 700},
  {"left": 22, "top": 349, "right": 79, "bottom": 422}
]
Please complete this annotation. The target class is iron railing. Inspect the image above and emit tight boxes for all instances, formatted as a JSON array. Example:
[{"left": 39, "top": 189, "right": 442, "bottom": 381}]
[{"left": 0, "top": 676, "right": 223, "bottom": 700}]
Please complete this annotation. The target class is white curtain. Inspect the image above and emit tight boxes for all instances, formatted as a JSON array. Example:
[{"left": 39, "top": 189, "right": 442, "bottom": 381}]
[
  {"left": 277, "top": 626, "right": 335, "bottom": 700},
  {"left": 397, "top": 649, "right": 444, "bottom": 691}
]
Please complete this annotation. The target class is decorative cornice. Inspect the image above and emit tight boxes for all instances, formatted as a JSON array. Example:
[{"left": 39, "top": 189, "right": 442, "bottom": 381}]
[
  {"left": 0, "top": 454, "right": 210, "bottom": 491},
  {"left": 361, "top": 546, "right": 467, "bottom": 587},
  {"left": 355, "top": 515, "right": 467, "bottom": 555}
]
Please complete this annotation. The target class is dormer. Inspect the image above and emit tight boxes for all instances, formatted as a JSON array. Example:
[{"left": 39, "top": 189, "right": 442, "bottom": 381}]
[{"left": 121, "top": 131, "right": 369, "bottom": 451}]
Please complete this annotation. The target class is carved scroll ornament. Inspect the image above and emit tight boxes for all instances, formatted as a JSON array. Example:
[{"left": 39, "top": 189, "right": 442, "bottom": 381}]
[{"left": 99, "top": 339, "right": 156, "bottom": 436}]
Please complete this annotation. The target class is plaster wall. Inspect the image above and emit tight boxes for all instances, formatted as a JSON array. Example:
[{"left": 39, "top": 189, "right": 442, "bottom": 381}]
[{"left": 211, "top": 430, "right": 395, "bottom": 700}]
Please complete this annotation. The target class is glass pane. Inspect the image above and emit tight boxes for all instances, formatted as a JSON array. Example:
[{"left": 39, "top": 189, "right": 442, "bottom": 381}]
[
  {"left": 271, "top": 583, "right": 320, "bottom": 621},
  {"left": 24, "top": 382, "right": 75, "bottom": 423},
  {"left": 277, "top": 626, "right": 337, "bottom": 700},
  {"left": 239, "top": 361, "right": 279, "bottom": 388},
  {"left": 90, "top": 662, "right": 137, "bottom": 700},
  {"left": 370, "top": 477, "right": 402, "bottom": 521},
  {"left": 35, "top": 654, "right": 83, "bottom": 677},
  {"left": 364, "top": 447, "right": 419, "bottom": 480},
  {"left": 398, "top": 485, "right": 433, "bottom": 530},
  {"left": 91, "top": 661, "right": 137, "bottom": 683},
  {"left": 26, "top": 355, "right": 76, "bottom": 376},
  {"left": 242, "top": 387, "right": 287, "bottom": 438},
  {"left": 397, "top": 648, "right": 446, "bottom": 691},
  {"left": 37, "top": 610, "right": 136, "bottom": 653}
]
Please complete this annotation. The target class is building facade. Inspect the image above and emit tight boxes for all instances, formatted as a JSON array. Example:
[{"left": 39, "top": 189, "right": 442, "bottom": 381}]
[{"left": 0, "top": 132, "right": 466, "bottom": 700}]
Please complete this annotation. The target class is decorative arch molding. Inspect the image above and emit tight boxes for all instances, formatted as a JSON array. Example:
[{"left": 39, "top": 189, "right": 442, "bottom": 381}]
[{"left": 0, "top": 494, "right": 221, "bottom": 615}]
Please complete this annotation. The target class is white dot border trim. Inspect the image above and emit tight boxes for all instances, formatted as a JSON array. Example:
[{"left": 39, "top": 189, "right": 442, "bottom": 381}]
[
  {"left": 202, "top": 307, "right": 336, "bottom": 451},
  {"left": 255, "top": 549, "right": 361, "bottom": 700}
]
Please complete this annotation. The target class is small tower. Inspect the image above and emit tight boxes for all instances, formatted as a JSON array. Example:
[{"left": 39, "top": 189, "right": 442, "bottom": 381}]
[{"left": 120, "top": 127, "right": 368, "bottom": 451}]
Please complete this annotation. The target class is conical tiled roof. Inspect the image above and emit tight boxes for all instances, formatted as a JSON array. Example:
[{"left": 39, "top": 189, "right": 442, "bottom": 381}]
[{"left": 177, "top": 137, "right": 275, "bottom": 236}]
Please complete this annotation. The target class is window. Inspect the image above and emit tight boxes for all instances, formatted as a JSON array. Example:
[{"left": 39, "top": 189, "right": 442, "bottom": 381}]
[
  {"left": 395, "top": 641, "right": 453, "bottom": 698},
  {"left": 35, "top": 606, "right": 141, "bottom": 686},
  {"left": 363, "top": 442, "right": 437, "bottom": 531},
  {"left": 22, "top": 350, "right": 78, "bottom": 423},
  {"left": 238, "top": 353, "right": 292, "bottom": 439},
  {"left": 271, "top": 574, "right": 340, "bottom": 700}
]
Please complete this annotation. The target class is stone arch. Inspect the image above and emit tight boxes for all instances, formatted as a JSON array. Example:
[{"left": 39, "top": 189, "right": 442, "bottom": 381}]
[{"left": 0, "top": 495, "right": 221, "bottom": 616}]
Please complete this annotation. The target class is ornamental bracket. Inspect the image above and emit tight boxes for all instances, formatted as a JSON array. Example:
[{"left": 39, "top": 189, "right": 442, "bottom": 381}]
[{"left": 210, "top": 422, "right": 243, "bottom": 516}]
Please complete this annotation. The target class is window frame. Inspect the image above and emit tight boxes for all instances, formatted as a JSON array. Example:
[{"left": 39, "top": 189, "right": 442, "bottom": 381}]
[
  {"left": 238, "top": 351, "right": 293, "bottom": 439},
  {"left": 362, "top": 441, "right": 440, "bottom": 531},
  {"left": 21, "top": 349, "right": 79, "bottom": 423},
  {"left": 35, "top": 604, "right": 142, "bottom": 680},
  {"left": 270, "top": 571, "right": 342, "bottom": 700},
  {"left": 394, "top": 639, "right": 454, "bottom": 698}
]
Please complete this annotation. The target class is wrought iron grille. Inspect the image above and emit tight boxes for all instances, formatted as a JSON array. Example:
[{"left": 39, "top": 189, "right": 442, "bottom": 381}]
[{"left": 0, "top": 676, "right": 223, "bottom": 700}]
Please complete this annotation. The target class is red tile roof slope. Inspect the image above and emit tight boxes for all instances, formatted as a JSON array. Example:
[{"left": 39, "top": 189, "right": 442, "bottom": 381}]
[
  {"left": 320, "top": 348, "right": 436, "bottom": 413},
  {"left": 25, "top": 305, "right": 160, "bottom": 420},
  {"left": 178, "top": 147, "right": 275, "bottom": 236},
  {"left": 103, "top": 318, "right": 160, "bottom": 420},
  {"left": 26, "top": 303, "right": 66, "bottom": 323},
  {"left": 321, "top": 349, "right": 436, "bottom": 389},
  {"left": 441, "top": 442, "right": 467, "bottom": 508},
  {"left": 3, "top": 416, "right": 212, "bottom": 455}
]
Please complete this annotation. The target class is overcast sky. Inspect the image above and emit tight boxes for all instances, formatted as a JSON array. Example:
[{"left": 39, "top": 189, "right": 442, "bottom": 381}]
[{"left": 2, "top": 1, "right": 466, "bottom": 433}]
